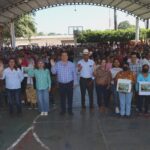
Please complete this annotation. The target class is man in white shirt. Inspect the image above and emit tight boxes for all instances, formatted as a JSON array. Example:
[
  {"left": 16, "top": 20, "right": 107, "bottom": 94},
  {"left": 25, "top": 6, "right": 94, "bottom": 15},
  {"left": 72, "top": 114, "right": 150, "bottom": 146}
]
[
  {"left": 1, "top": 58, "right": 24, "bottom": 115},
  {"left": 77, "top": 49, "right": 95, "bottom": 111}
]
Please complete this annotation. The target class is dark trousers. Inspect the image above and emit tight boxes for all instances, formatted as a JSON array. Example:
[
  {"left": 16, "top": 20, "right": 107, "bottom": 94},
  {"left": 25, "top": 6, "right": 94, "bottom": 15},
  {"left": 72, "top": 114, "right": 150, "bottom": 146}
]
[
  {"left": 96, "top": 84, "right": 109, "bottom": 108},
  {"left": 0, "top": 92, "right": 4, "bottom": 108},
  {"left": 49, "top": 92, "right": 54, "bottom": 106},
  {"left": 7, "top": 89, "right": 22, "bottom": 114},
  {"left": 138, "top": 95, "right": 150, "bottom": 113},
  {"left": 21, "top": 77, "right": 27, "bottom": 104},
  {"left": 80, "top": 77, "right": 94, "bottom": 108},
  {"left": 59, "top": 81, "right": 73, "bottom": 113}
]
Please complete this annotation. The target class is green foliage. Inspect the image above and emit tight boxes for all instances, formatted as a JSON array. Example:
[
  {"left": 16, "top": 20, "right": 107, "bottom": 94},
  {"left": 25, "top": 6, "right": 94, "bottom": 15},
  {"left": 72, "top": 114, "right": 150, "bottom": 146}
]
[
  {"left": 15, "top": 14, "right": 36, "bottom": 39},
  {"left": 37, "top": 32, "right": 45, "bottom": 36},
  {"left": 77, "top": 29, "right": 150, "bottom": 43},
  {"left": 118, "top": 21, "right": 135, "bottom": 30},
  {"left": 77, "top": 29, "right": 134, "bottom": 43},
  {"left": 3, "top": 14, "right": 36, "bottom": 42}
]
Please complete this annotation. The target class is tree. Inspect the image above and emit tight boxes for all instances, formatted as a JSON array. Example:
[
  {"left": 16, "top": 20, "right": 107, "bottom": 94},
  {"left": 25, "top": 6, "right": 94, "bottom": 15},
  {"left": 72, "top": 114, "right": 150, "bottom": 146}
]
[
  {"left": 15, "top": 14, "right": 36, "bottom": 39},
  {"left": 118, "top": 21, "right": 135, "bottom": 30},
  {"left": 77, "top": 29, "right": 137, "bottom": 43},
  {"left": 48, "top": 33, "right": 56, "bottom": 35},
  {"left": 3, "top": 14, "right": 36, "bottom": 44},
  {"left": 37, "top": 32, "right": 45, "bottom": 36}
]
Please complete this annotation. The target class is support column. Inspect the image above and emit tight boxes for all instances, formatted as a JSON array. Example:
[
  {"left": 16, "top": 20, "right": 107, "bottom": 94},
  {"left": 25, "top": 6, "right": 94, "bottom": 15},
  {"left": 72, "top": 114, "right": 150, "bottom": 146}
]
[
  {"left": 135, "top": 17, "right": 140, "bottom": 42},
  {"left": 114, "top": 7, "right": 117, "bottom": 30},
  {"left": 10, "top": 21, "right": 16, "bottom": 49},
  {"left": 0, "top": 25, "right": 3, "bottom": 50},
  {"left": 146, "top": 19, "right": 149, "bottom": 29}
]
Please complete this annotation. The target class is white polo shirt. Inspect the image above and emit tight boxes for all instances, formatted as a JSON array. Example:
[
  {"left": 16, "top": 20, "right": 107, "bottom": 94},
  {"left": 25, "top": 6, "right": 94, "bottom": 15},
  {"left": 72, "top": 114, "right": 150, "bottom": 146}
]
[
  {"left": 2, "top": 68, "right": 24, "bottom": 89},
  {"left": 78, "top": 59, "right": 95, "bottom": 78}
]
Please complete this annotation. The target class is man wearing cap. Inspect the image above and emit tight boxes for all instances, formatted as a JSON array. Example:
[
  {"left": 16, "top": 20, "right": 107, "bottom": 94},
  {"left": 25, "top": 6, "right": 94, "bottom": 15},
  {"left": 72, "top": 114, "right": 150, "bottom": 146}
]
[{"left": 77, "top": 49, "right": 95, "bottom": 111}]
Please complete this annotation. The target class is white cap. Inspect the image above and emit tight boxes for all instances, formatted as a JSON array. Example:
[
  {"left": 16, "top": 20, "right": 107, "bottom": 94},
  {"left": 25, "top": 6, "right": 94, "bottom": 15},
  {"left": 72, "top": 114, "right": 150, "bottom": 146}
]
[{"left": 83, "top": 49, "right": 89, "bottom": 55}]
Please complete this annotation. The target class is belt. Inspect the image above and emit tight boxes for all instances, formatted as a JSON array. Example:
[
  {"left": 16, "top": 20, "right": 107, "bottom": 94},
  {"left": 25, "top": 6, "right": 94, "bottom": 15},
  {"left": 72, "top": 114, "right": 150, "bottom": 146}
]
[
  {"left": 80, "top": 77, "right": 92, "bottom": 80},
  {"left": 59, "top": 81, "right": 73, "bottom": 85}
]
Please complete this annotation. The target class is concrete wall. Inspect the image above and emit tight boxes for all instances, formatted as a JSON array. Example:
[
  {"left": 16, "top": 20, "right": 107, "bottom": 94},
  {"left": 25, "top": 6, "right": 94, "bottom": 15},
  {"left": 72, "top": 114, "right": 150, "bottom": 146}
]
[{"left": 16, "top": 35, "right": 75, "bottom": 46}]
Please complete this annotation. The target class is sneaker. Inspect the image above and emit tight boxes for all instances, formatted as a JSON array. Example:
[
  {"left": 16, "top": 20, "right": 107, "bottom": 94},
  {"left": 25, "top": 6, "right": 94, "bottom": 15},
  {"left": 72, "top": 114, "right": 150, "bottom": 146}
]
[
  {"left": 40, "top": 112, "right": 44, "bottom": 116},
  {"left": 44, "top": 112, "right": 48, "bottom": 116},
  {"left": 115, "top": 107, "right": 120, "bottom": 114}
]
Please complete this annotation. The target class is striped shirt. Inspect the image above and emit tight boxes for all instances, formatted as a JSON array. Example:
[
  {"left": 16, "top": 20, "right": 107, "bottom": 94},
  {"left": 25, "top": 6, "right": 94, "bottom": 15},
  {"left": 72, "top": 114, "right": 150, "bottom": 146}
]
[
  {"left": 129, "top": 62, "right": 142, "bottom": 75},
  {"left": 51, "top": 61, "right": 77, "bottom": 84}
]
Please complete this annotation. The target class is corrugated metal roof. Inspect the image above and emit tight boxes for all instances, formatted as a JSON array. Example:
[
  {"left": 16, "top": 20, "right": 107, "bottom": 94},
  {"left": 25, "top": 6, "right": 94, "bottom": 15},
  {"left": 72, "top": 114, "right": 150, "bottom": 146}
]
[{"left": 0, "top": 0, "right": 150, "bottom": 23}]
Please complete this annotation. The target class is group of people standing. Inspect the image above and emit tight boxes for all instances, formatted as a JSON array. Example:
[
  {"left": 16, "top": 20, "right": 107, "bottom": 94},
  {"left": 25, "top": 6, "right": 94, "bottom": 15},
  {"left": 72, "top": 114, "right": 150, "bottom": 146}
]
[{"left": 0, "top": 47, "right": 150, "bottom": 118}]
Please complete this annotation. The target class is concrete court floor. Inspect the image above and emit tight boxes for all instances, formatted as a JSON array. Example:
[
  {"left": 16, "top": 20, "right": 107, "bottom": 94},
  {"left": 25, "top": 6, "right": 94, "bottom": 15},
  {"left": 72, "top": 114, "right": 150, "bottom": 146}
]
[{"left": 0, "top": 86, "right": 150, "bottom": 150}]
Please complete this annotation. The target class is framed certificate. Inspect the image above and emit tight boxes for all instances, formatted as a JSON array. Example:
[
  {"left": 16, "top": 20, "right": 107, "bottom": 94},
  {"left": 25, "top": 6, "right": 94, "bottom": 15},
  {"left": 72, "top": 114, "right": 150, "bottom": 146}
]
[
  {"left": 117, "top": 79, "right": 132, "bottom": 93},
  {"left": 139, "top": 82, "right": 150, "bottom": 96}
]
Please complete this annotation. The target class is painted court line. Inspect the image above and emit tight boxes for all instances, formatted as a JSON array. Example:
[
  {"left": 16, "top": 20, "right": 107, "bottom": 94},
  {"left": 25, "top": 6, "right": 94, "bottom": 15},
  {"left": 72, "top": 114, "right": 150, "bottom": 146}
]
[
  {"left": 7, "top": 114, "right": 50, "bottom": 150},
  {"left": 7, "top": 127, "right": 33, "bottom": 150}
]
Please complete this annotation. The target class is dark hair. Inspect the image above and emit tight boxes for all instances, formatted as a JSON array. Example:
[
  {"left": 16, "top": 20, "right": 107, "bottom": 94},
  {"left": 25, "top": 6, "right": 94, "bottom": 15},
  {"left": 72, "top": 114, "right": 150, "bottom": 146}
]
[
  {"left": 123, "top": 62, "right": 129, "bottom": 66},
  {"left": 61, "top": 51, "right": 68, "bottom": 56},
  {"left": 142, "top": 64, "right": 149, "bottom": 69},
  {"left": 112, "top": 58, "right": 121, "bottom": 67},
  {"left": 131, "top": 52, "right": 137, "bottom": 56},
  {"left": 36, "top": 59, "right": 46, "bottom": 70},
  {"left": 8, "top": 58, "right": 18, "bottom": 70}
]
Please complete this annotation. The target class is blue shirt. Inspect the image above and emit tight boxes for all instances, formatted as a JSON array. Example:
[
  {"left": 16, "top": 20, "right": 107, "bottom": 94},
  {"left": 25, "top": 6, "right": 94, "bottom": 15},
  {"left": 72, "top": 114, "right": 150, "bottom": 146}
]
[
  {"left": 136, "top": 73, "right": 150, "bottom": 91},
  {"left": 51, "top": 61, "right": 77, "bottom": 84}
]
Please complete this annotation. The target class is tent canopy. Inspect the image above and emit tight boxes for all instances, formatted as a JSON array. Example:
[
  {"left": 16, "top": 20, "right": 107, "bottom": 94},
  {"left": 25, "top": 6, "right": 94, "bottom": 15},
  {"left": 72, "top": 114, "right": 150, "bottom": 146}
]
[{"left": 0, "top": 0, "right": 150, "bottom": 23}]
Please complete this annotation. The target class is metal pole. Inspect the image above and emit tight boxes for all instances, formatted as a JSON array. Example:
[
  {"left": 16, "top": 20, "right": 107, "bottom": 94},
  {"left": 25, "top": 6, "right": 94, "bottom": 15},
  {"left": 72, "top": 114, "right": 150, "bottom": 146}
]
[
  {"left": 10, "top": 21, "right": 16, "bottom": 49},
  {"left": 146, "top": 19, "right": 149, "bottom": 29},
  {"left": 114, "top": 7, "right": 117, "bottom": 30},
  {"left": 135, "top": 17, "right": 140, "bottom": 42}
]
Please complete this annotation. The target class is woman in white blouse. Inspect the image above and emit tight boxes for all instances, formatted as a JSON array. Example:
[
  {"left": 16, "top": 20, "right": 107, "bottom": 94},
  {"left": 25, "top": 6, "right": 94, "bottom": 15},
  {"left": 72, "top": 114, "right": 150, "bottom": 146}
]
[{"left": 1, "top": 58, "right": 24, "bottom": 115}]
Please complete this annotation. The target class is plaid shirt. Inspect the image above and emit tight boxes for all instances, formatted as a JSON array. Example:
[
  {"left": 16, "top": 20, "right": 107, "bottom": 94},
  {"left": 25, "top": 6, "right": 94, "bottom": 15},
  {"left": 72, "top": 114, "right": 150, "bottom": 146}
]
[
  {"left": 129, "top": 62, "right": 142, "bottom": 75},
  {"left": 51, "top": 61, "right": 77, "bottom": 84}
]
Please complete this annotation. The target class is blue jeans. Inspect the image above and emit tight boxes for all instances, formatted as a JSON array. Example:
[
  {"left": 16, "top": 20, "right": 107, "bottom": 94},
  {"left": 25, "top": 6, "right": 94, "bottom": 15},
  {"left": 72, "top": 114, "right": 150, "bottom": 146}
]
[
  {"left": 7, "top": 89, "right": 22, "bottom": 114},
  {"left": 111, "top": 84, "right": 119, "bottom": 107},
  {"left": 37, "top": 89, "right": 49, "bottom": 112},
  {"left": 119, "top": 92, "right": 133, "bottom": 116}
]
